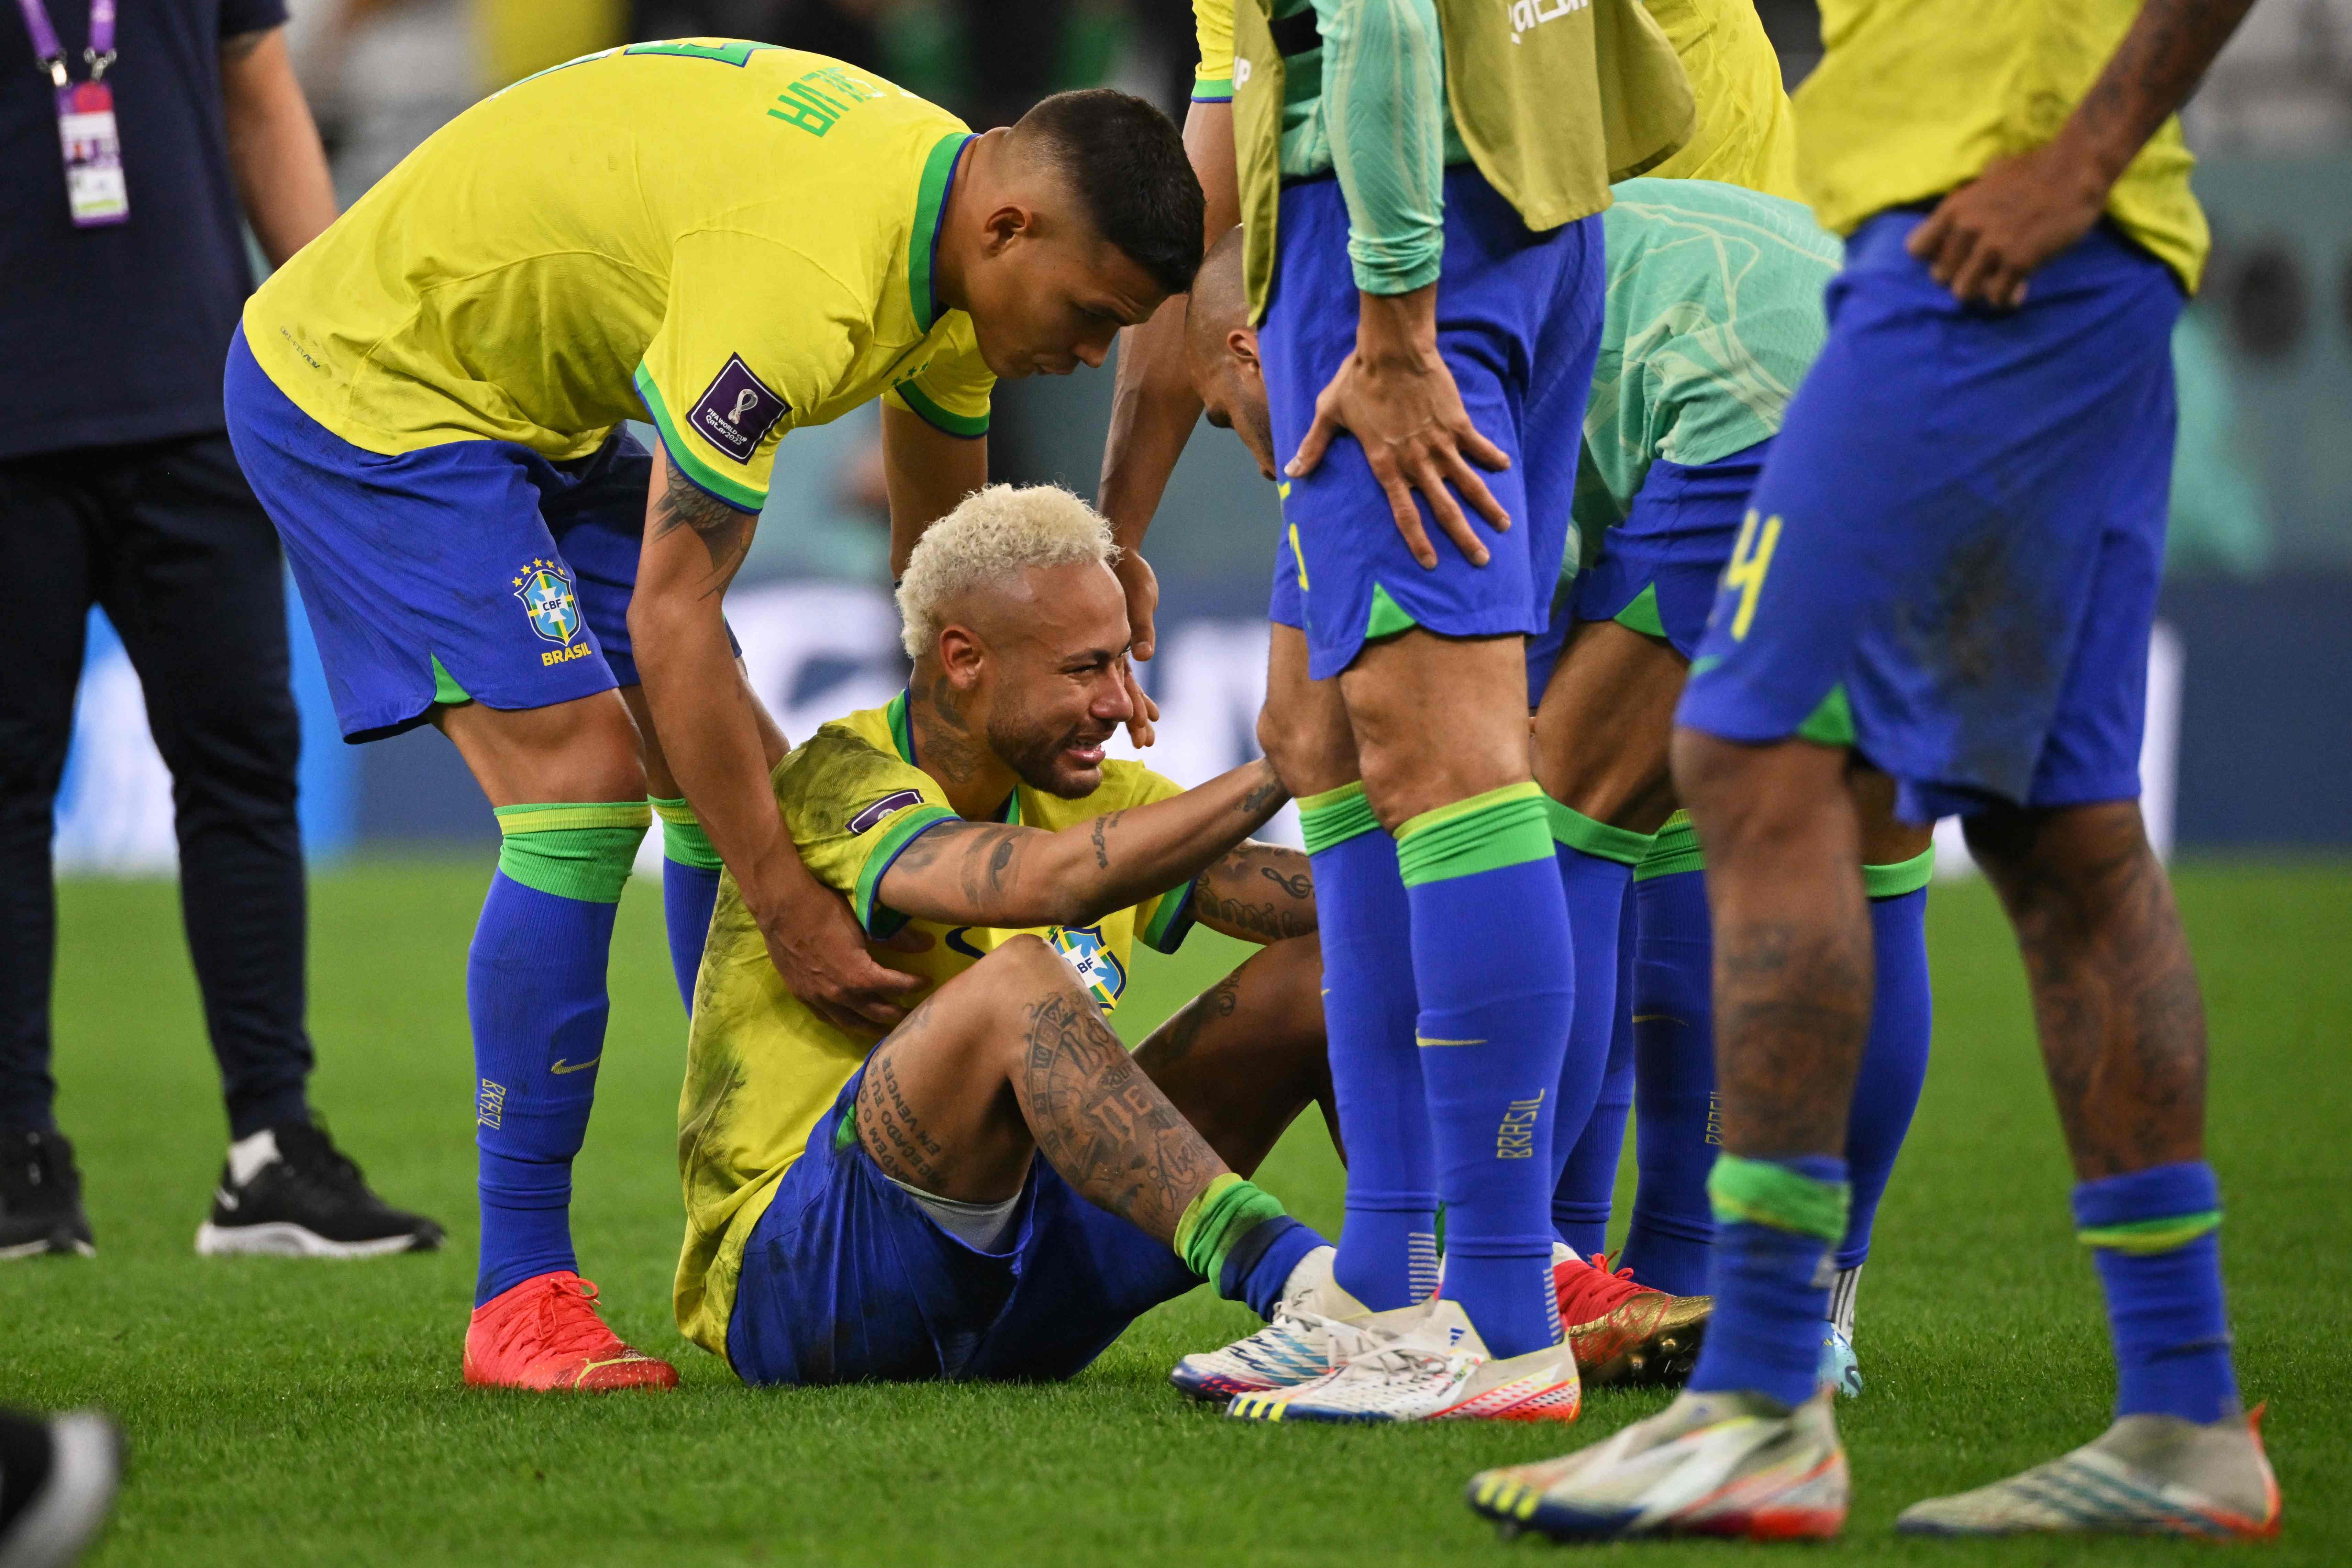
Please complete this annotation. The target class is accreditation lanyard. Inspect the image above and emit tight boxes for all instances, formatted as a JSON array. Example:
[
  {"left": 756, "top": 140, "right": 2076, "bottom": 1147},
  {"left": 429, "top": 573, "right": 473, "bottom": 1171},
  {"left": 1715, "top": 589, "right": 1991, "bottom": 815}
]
[{"left": 16, "top": 0, "right": 125, "bottom": 227}]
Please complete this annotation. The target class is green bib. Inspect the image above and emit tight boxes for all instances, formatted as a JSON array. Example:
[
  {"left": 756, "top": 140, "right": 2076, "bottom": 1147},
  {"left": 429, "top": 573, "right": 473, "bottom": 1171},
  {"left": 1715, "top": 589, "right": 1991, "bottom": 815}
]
[{"left": 1231, "top": 0, "right": 1693, "bottom": 321}]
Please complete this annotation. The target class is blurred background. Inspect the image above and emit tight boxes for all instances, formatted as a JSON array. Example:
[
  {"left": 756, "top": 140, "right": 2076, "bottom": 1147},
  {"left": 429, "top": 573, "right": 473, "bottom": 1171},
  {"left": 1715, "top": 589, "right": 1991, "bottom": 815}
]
[{"left": 50, "top": 0, "right": 2352, "bottom": 874}]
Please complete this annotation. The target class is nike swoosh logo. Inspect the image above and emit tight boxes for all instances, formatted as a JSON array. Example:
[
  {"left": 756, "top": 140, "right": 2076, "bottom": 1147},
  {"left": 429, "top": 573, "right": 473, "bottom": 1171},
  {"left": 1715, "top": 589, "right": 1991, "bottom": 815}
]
[
  {"left": 1417, "top": 1036, "right": 1488, "bottom": 1047},
  {"left": 550, "top": 1057, "right": 601, "bottom": 1075}
]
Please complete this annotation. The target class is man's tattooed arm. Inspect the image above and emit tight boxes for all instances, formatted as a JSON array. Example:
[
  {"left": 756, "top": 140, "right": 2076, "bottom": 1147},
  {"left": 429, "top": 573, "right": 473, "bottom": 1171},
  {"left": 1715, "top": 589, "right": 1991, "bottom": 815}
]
[
  {"left": 649, "top": 454, "right": 756, "bottom": 595},
  {"left": 872, "top": 757, "right": 1292, "bottom": 931},
  {"left": 1191, "top": 842, "right": 1317, "bottom": 944}
]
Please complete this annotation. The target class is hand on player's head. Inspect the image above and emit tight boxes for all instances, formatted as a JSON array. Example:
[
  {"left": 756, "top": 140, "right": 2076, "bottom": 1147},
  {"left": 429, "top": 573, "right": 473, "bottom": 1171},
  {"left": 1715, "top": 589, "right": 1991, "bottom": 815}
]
[
  {"left": 954, "top": 91, "right": 1204, "bottom": 380},
  {"left": 898, "top": 485, "right": 1134, "bottom": 799},
  {"left": 1185, "top": 227, "right": 1278, "bottom": 480}
]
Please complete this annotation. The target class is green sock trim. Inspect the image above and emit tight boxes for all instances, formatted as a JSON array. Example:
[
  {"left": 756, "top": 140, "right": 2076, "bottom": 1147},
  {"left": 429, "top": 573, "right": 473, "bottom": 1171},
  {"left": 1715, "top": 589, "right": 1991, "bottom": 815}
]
[
  {"left": 1863, "top": 846, "right": 1935, "bottom": 899},
  {"left": 1707, "top": 1152, "right": 1850, "bottom": 1242},
  {"left": 493, "top": 801, "right": 651, "bottom": 903},
  {"left": 1174, "top": 1172, "right": 1287, "bottom": 1281},
  {"left": 1796, "top": 684, "right": 1855, "bottom": 748},
  {"left": 1393, "top": 781, "right": 1552, "bottom": 887},
  {"left": 1298, "top": 781, "right": 1380, "bottom": 855},
  {"left": 1613, "top": 583, "right": 1667, "bottom": 640},
  {"left": 1634, "top": 809, "right": 1703, "bottom": 881},
  {"left": 1364, "top": 583, "right": 1417, "bottom": 642},
  {"left": 650, "top": 796, "right": 723, "bottom": 871},
  {"left": 430, "top": 655, "right": 471, "bottom": 706},
  {"left": 2079, "top": 1211, "right": 2222, "bottom": 1254},
  {"left": 1542, "top": 796, "right": 1655, "bottom": 866}
]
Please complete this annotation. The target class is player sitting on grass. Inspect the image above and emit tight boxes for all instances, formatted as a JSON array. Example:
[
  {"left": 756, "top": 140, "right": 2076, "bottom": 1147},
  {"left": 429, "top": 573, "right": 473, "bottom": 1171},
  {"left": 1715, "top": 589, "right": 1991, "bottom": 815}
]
[
  {"left": 675, "top": 485, "right": 1340, "bottom": 1386},
  {"left": 225, "top": 45, "right": 1203, "bottom": 1391}
]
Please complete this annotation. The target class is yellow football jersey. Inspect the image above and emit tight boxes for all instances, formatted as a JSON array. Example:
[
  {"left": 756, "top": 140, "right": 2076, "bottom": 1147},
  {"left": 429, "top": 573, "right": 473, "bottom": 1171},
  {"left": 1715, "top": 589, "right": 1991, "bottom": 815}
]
[
  {"left": 674, "top": 693, "right": 1199, "bottom": 1359},
  {"left": 1793, "top": 0, "right": 2208, "bottom": 290},
  {"left": 1639, "top": 0, "right": 1801, "bottom": 200},
  {"left": 242, "top": 41, "right": 994, "bottom": 511}
]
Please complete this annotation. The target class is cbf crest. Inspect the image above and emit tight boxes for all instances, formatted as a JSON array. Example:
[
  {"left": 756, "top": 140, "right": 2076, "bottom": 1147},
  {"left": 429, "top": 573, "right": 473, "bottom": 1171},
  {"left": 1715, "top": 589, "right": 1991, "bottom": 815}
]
[
  {"left": 512, "top": 559, "right": 581, "bottom": 646},
  {"left": 1049, "top": 925, "right": 1128, "bottom": 1014}
]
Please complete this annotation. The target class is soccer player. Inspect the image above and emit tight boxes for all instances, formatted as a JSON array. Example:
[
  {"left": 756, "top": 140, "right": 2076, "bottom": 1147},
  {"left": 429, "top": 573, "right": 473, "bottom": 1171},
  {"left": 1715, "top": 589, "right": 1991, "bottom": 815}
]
[
  {"left": 1526, "top": 176, "right": 1936, "bottom": 1399},
  {"left": 223, "top": 44, "right": 1205, "bottom": 1390},
  {"left": 677, "top": 485, "right": 1347, "bottom": 1391},
  {"left": 1151, "top": 0, "right": 1694, "bottom": 1426},
  {"left": 1466, "top": 0, "right": 2282, "bottom": 1542}
]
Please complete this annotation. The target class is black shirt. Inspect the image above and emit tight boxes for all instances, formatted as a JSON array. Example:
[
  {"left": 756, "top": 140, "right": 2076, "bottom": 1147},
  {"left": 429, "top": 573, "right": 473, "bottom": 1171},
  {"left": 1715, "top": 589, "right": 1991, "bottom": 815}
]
[{"left": 0, "top": 0, "right": 287, "bottom": 459}]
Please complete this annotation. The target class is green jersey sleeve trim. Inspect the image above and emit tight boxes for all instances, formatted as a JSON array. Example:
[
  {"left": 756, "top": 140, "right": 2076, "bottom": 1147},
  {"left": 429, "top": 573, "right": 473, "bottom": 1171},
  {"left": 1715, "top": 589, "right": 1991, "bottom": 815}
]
[
  {"left": 633, "top": 363, "right": 765, "bottom": 512},
  {"left": 1139, "top": 877, "right": 1200, "bottom": 955},
  {"left": 890, "top": 380, "right": 989, "bottom": 439},
  {"left": 907, "top": 134, "right": 971, "bottom": 335},
  {"left": 1191, "top": 79, "right": 1234, "bottom": 102},
  {"left": 852, "top": 804, "right": 960, "bottom": 935}
]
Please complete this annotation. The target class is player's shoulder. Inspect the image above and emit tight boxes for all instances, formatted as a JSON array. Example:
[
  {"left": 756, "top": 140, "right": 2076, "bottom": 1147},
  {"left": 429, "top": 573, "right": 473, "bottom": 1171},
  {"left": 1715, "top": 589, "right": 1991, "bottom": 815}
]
[{"left": 773, "top": 707, "right": 945, "bottom": 825}]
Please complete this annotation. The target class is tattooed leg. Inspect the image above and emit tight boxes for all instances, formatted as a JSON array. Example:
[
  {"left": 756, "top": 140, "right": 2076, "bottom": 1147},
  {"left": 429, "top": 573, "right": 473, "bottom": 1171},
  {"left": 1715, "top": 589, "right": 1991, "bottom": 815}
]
[
  {"left": 1134, "top": 936, "right": 1333, "bottom": 1178},
  {"left": 855, "top": 935, "right": 1234, "bottom": 1242},
  {"left": 1963, "top": 800, "right": 2205, "bottom": 1179},
  {"left": 1672, "top": 729, "right": 1873, "bottom": 1157}
]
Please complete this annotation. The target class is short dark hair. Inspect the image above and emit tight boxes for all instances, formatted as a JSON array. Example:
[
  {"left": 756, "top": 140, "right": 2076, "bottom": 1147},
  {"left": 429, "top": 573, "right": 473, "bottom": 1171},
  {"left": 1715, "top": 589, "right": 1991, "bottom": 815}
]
[{"left": 1012, "top": 89, "right": 1205, "bottom": 297}]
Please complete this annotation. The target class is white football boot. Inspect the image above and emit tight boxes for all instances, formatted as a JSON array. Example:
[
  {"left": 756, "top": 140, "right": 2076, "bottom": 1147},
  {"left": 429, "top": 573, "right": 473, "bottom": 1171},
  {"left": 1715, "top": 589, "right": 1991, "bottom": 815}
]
[
  {"left": 1226, "top": 1297, "right": 1580, "bottom": 1424},
  {"left": 1168, "top": 1246, "right": 1372, "bottom": 1401},
  {"left": 1466, "top": 1388, "right": 1848, "bottom": 1541},
  {"left": 1894, "top": 1408, "right": 2280, "bottom": 1538}
]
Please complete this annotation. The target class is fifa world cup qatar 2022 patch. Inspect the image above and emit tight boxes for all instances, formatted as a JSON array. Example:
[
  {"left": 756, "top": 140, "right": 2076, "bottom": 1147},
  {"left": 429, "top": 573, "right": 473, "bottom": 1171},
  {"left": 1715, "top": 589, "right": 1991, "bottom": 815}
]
[
  {"left": 692, "top": 356, "right": 790, "bottom": 463},
  {"left": 847, "top": 790, "right": 927, "bottom": 835}
]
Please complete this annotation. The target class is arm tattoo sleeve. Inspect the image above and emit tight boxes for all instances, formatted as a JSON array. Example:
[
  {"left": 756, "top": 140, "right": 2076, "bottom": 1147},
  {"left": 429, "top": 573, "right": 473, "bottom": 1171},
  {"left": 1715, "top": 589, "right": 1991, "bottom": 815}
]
[{"left": 652, "top": 454, "right": 756, "bottom": 592}]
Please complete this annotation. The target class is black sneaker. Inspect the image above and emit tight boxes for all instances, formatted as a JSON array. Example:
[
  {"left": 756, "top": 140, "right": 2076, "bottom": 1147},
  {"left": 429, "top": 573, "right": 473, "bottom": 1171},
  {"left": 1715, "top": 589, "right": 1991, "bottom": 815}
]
[
  {"left": 0, "top": 1132, "right": 94, "bottom": 1260},
  {"left": 0, "top": 1408, "right": 119, "bottom": 1568},
  {"left": 193, "top": 1119, "right": 444, "bottom": 1258}
]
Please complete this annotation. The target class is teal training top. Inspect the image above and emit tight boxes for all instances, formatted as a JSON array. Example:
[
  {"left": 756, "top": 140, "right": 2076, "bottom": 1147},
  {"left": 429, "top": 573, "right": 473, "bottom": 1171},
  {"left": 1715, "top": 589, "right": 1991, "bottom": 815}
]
[{"left": 1570, "top": 177, "right": 1842, "bottom": 569}]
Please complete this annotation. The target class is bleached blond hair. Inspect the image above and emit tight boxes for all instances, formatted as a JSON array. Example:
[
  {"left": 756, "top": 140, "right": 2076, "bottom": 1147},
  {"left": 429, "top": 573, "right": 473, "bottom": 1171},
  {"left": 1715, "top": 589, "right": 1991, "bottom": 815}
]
[{"left": 896, "top": 483, "right": 1121, "bottom": 660}]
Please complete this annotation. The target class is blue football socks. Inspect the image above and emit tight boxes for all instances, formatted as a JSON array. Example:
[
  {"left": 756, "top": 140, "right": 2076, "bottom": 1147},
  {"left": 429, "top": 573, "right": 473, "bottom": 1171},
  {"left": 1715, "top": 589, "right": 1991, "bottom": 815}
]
[
  {"left": 1553, "top": 880, "right": 1638, "bottom": 1256},
  {"left": 1688, "top": 1153, "right": 1851, "bottom": 1409},
  {"left": 1620, "top": 858, "right": 1717, "bottom": 1294},
  {"left": 1300, "top": 783, "right": 1437, "bottom": 1311},
  {"left": 2075, "top": 1161, "right": 2240, "bottom": 1424},
  {"left": 1398, "top": 782, "right": 1573, "bottom": 1357},
  {"left": 470, "top": 803, "right": 646, "bottom": 1306},
  {"left": 1841, "top": 869, "right": 1933, "bottom": 1270},
  {"left": 1542, "top": 802, "right": 1650, "bottom": 1253},
  {"left": 1177, "top": 1173, "right": 1331, "bottom": 1320},
  {"left": 651, "top": 797, "right": 723, "bottom": 1013},
  {"left": 1619, "top": 842, "right": 1938, "bottom": 1298}
]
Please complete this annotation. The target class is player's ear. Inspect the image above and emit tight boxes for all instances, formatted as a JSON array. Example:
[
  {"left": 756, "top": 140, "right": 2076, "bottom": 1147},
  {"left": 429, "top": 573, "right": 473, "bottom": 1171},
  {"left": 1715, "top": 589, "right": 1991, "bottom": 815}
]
[
  {"left": 1229, "top": 326, "right": 1261, "bottom": 376},
  {"left": 979, "top": 201, "right": 1031, "bottom": 258},
  {"left": 938, "top": 623, "right": 986, "bottom": 690}
]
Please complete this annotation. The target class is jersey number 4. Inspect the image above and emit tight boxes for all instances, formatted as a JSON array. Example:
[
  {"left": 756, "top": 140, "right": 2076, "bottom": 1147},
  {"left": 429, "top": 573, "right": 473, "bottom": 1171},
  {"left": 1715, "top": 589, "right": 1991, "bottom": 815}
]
[{"left": 1722, "top": 508, "right": 1783, "bottom": 642}]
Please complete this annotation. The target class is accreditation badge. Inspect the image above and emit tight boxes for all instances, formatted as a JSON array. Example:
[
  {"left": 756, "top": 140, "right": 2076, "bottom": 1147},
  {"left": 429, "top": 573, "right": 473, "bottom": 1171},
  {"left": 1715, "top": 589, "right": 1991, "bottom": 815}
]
[{"left": 56, "top": 79, "right": 126, "bottom": 227}]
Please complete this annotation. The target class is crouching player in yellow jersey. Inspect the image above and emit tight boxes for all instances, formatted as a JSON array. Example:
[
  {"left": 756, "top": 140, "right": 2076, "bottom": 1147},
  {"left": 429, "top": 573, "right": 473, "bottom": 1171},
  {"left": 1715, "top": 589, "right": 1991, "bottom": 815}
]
[
  {"left": 221, "top": 42, "right": 1207, "bottom": 1390},
  {"left": 677, "top": 485, "right": 1349, "bottom": 1389}
]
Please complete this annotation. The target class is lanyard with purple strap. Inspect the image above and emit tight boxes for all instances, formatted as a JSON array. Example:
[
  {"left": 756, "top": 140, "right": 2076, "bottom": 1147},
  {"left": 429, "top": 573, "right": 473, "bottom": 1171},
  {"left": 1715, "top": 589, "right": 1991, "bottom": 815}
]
[{"left": 16, "top": 0, "right": 126, "bottom": 226}]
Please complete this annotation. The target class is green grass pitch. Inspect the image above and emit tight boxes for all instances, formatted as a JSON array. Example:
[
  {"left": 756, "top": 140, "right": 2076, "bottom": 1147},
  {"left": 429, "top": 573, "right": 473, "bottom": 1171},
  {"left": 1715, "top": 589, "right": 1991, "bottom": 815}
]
[{"left": 3, "top": 859, "right": 2345, "bottom": 1565}]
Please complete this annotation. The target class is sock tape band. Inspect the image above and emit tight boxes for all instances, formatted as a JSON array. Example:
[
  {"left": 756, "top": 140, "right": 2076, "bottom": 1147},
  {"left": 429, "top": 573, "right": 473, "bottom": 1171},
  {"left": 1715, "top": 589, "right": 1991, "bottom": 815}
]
[
  {"left": 1394, "top": 781, "right": 1552, "bottom": 887},
  {"left": 650, "top": 796, "right": 723, "bottom": 871},
  {"left": 493, "top": 801, "right": 650, "bottom": 904},
  {"left": 1707, "top": 1152, "right": 1851, "bottom": 1242}
]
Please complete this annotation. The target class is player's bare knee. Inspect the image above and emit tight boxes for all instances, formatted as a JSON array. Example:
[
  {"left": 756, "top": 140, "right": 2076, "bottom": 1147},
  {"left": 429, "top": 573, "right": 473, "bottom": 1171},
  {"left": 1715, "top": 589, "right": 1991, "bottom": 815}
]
[
  {"left": 1965, "top": 800, "right": 2153, "bottom": 912},
  {"left": 1674, "top": 727, "right": 1846, "bottom": 859}
]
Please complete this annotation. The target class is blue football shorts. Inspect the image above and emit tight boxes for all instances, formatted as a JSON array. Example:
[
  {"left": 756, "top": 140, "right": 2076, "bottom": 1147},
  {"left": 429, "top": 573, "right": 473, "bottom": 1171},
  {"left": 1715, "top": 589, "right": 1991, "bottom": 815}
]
[
  {"left": 1524, "top": 441, "right": 1775, "bottom": 698},
  {"left": 1261, "top": 167, "right": 1601, "bottom": 681},
  {"left": 225, "top": 327, "right": 659, "bottom": 742},
  {"left": 1676, "top": 212, "right": 2183, "bottom": 822},
  {"left": 725, "top": 1066, "right": 1200, "bottom": 1386}
]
